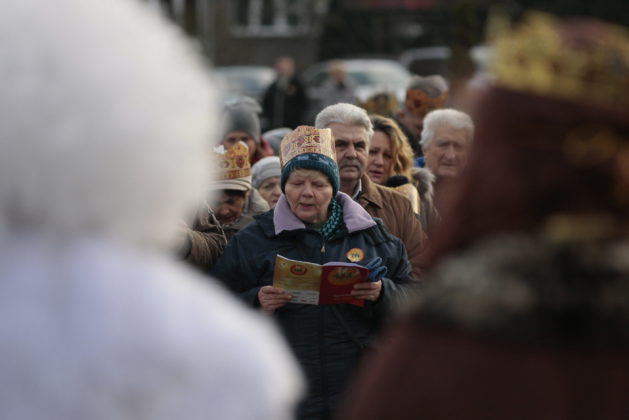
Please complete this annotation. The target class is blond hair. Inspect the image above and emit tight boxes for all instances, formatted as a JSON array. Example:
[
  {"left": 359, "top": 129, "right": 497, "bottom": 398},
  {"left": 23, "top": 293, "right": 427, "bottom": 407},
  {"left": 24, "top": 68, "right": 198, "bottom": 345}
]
[{"left": 370, "top": 114, "right": 414, "bottom": 180}]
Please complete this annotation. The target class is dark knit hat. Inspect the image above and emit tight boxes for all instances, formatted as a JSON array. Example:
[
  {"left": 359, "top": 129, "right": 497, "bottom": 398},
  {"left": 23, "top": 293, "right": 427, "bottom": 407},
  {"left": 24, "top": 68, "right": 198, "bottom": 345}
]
[
  {"left": 279, "top": 126, "right": 340, "bottom": 196},
  {"left": 281, "top": 153, "right": 340, "bottom": 196}
]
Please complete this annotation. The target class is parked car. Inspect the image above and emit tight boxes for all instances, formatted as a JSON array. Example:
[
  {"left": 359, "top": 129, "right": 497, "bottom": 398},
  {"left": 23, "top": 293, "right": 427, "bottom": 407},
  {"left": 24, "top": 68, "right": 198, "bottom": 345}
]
[
  {"left": 300, "top": 58, "right": 412, "bottom": 121},
  {"left": 398, "top": 45, "right": 492, "bottom": 79},
  {"left": 214, "top": 65, "right": 276, "bottom": 103}
]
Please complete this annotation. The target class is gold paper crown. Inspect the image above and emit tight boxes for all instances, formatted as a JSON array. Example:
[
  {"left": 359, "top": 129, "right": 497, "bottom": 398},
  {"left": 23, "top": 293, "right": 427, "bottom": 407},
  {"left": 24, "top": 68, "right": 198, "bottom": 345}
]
[
  {"left": 490, "top": 10, "right": 629, "bottom": 108},
  {"left": 404, "top": 89, "right": 448, "bottom": 118},
  {"left": 213, "top": 142, "right": 251, "bottom": 180},
  {"left": 279, "top": 126, "right": 336, "bottom": 167},
  {"left": 360, "top": 92, "right": 400, "bottom": 116}
]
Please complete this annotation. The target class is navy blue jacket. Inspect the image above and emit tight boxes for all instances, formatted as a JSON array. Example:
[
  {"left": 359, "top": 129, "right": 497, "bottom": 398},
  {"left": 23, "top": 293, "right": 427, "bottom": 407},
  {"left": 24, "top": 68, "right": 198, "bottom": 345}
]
[{"left": 211, "top": 193, "right": 413, "bottom": 419}]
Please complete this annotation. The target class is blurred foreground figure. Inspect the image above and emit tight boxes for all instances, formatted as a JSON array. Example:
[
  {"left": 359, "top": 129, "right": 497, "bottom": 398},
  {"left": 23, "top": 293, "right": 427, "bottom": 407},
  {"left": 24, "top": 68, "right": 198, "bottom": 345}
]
[
  {"left": 338, "top": 11, "right": 629, "bottom": 420},
  {"left": 0, "top": 1, "right": 302, "bottom": 419}
]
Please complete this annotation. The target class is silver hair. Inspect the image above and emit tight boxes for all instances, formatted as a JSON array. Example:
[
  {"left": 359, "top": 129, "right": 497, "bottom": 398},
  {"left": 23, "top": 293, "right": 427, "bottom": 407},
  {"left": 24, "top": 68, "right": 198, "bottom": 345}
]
[
  {"left": 406, "top": 75, "right": 449, "bottom": 99},
  {"left": 420, "top": 108, "right": 474, "bottom": 149},
  {"left": 314, "top": 102, "right": 374, "bottom": 142}
]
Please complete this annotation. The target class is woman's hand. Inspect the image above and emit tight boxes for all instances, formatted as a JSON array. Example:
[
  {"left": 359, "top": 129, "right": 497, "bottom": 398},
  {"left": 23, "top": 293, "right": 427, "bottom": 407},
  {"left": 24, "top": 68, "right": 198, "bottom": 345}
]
[
  {"left": 258, "top": 286, "right": 293, "bottom": 313},
  {"left": 351, "top": 280, "right": 382, "bottom": 302}
]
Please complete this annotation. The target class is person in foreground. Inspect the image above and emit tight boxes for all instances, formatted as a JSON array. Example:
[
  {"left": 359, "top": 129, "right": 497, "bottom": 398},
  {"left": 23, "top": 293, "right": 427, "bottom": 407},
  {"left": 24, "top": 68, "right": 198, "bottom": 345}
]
[
  {"left": 0, "top": 0, "right": 303, "bottom": 419},
  {"left": 337, "top": 11, "right": 629, "bottom": 420},
  {"left": 211, "top": 125, "right": 413, "bottom": 420}
]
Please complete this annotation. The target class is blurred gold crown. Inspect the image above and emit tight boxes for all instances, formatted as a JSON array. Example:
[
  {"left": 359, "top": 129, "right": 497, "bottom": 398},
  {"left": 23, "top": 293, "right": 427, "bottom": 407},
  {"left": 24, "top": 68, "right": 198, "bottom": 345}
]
[
  {"left": 214, "top": 142, "right": 251, "bottom": 180},
  {"left": 404, "top": 89, "right": 448, "bottom": 118},
  {"left": 360, "top": 92, "right": 400, "bottom": 115},
  {"left": 279, "top": 126, "right": 336, "bottom": 167},
  {"left": 489, "top": 10, "right": 629, "bottom": 108}
]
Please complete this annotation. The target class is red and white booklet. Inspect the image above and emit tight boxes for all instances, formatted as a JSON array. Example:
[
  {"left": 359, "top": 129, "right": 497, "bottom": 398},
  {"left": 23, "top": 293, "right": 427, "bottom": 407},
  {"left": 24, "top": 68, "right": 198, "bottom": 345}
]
[{"left": 272, "top": 254, "right": 369, "bottom": 307}]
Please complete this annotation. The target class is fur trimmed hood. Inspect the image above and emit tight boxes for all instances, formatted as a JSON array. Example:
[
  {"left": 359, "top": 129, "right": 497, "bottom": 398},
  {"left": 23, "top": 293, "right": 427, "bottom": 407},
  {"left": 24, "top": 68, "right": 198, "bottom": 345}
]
[
  {"left": 409, "top": 234, "right": 629, "bottom": 345},
  {"left": 411, "top": 167, "right": 436, "bottom": 203}
]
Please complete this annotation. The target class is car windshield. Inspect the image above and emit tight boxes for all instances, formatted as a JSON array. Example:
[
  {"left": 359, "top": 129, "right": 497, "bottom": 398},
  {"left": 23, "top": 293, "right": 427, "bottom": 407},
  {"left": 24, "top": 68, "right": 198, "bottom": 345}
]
[
  {"left": 347, "top": 68, "right": 409, "bottom": 87},
  {"left": 304, "top": 61, "right": 410, "bottom": 89}
]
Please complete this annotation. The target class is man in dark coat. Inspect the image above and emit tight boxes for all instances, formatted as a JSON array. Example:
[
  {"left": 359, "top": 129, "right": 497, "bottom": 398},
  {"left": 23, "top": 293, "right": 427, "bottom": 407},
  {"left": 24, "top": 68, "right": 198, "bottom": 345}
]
[{"left": 262, "top": 56, "right": 308, "bottom": 130}]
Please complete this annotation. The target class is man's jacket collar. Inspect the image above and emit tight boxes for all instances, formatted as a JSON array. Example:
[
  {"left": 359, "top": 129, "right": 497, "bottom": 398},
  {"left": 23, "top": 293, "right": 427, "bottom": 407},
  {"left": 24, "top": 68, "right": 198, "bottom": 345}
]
[{"left": 357, "top": 174, "right": 384, "bottom": 209}]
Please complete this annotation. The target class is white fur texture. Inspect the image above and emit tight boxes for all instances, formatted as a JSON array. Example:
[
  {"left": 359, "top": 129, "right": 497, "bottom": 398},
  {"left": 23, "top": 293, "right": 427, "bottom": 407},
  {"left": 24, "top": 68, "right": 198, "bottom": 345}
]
[
  {"left": 0, "top": 0, "right": 215, "bottom": 247},
  {"left": 0, "top": 240, "right": 303, "bottom": 420},
  {"left": 0, "top": 0, "right": 303, "bottom": 419}
]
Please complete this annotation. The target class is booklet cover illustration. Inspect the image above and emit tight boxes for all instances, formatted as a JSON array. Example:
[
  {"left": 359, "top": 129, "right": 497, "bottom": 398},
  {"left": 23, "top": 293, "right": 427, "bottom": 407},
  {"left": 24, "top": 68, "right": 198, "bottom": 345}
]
[{"left": 272, "top": 255, "right": 369, "bottom": 307}]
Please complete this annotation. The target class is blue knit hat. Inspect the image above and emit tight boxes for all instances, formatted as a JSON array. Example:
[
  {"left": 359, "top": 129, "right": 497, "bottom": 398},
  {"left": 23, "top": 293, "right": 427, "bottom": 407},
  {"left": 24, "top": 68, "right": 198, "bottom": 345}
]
[
  {"left": 279, "top": 126, "right": 339, "bottom": 196},
  {"left": 281, "top": 153, "right": 340, "bottom": 196}
]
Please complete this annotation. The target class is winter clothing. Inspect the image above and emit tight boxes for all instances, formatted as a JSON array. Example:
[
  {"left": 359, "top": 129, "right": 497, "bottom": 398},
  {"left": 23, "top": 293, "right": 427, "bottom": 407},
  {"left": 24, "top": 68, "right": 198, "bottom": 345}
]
[
  {"left": 180, "top": 204, "right": 227, "bottom": 270},
  {"left": 244, "top": 188, "right": 270, "bottom": 216},
  {"left": 221, "top": 97, "right": 272, "bottom": 165},
  {"left": 339, "top": 235, "right": 629, "bottom": 420},
  {"left": 252, "top": 156, "right": 281, "bottom": 189},
  {"left": 358, "top": 175, "right": 429, "bottom": 280},
  {"left": 0, "top": 0, "right": 304, "bottom": 418},
  {"left": 339, "top": 13, "right": 629, "bottom": 420},
  {"left": 279, "top": 126, "right": 340, "bottom": 197},
  {"left": 411, "top": 167, "right": 439, "bottom": 231},
  {"left": 222, "top": 98, "right": 262, "bottom": 141},
  {"left": 319, "top": 78, "right": 358, "bottom": 108},
  {"left": 318, "top": 198, "right": 344, "bottom": 240},
  {"left": 262, "top": 127, "right": 292, "bottom": 155},
  {"left": 211, "top": 192, "right": 414, "bottom": 420},
  {"left": 262, "top": 75, "right": 308, "bottom": 129},
  {"left": 220, "top": 190, "right": 268, "bottom": 243},
  {"left": 222, "top": 214, "right": 255, "bottom": 242},
  {"left": 281, "top": 152, "right": 340, "bottom": 196}
]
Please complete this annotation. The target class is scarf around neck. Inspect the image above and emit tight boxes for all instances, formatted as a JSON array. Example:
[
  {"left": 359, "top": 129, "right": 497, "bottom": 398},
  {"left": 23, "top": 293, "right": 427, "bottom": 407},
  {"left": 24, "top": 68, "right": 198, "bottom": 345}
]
[{"left": 318, "top": 198, "right": 344, "bottom": 240}]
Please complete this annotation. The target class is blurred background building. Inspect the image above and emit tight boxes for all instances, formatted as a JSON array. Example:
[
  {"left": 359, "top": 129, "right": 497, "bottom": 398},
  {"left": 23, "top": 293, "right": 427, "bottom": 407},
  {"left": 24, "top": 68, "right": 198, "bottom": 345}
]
[{"left": 144, "top": 0, "right": 628, "bottom": 108}]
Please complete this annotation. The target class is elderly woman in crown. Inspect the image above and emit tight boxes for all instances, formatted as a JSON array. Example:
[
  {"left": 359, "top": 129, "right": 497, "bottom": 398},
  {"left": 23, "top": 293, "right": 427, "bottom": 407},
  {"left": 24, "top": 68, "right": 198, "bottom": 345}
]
[{"left": 210, "top": 126, "right": 413, "bottom": 420}]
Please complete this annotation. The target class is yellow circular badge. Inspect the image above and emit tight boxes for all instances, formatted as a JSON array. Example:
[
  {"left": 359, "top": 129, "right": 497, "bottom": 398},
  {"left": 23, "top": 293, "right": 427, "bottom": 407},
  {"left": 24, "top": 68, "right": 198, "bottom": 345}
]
[{"left": 346, "top": 248, "right": 364, "bottom": 262}]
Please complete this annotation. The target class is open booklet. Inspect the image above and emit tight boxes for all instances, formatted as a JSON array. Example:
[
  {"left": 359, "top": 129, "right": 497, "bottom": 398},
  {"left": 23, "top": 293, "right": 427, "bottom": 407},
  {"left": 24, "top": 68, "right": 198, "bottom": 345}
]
[{"left": 272, "top": 254, "right": 369, "bottom": 307}]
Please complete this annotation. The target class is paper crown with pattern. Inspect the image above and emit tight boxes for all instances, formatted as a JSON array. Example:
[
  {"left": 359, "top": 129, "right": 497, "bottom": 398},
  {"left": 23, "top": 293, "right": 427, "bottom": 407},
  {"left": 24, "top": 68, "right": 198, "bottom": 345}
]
[
  {"left": 279, "top": 126, "right": 336, "bottom": 167},
  {"left": 404, "top": 89, "right": 448, "bottom": 119},
  {"left": 489, "top": 11, "right": 629, "bottom": 108},
  {"left": 213, "top": 142, "right": 251, "bottom": 180}
]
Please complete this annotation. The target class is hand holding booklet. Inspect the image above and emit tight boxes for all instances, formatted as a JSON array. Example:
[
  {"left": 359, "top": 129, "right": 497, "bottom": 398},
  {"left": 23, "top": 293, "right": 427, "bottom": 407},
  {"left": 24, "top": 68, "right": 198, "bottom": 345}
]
[{"left": 272, "top": 255, "right": 369, "bottom": 307}]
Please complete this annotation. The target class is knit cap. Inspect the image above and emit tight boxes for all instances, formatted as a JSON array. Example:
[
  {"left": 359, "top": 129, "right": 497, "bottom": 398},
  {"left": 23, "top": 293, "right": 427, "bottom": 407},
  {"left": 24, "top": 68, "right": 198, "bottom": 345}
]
[
  {"left": 221, "top": 96, "right": 261, "bottom": 142},
  {"left": 252, "top": 156, "right": 281, "bottom": 189}
]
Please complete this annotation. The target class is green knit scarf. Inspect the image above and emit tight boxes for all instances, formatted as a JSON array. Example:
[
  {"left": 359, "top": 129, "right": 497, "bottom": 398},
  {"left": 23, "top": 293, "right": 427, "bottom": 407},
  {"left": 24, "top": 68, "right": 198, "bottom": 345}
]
[{"left": 319, "top": 199, "right": 344, "bottom": 241}]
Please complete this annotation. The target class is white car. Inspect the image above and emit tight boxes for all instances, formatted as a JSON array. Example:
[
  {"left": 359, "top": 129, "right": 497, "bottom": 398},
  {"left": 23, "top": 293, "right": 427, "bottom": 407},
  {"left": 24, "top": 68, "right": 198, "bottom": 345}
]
[
  {"left": 301, "top": 58, "right": 412, "bottom": 104},
  {"left": 215, "top": 65, "right": 276, "bottom": 103}
]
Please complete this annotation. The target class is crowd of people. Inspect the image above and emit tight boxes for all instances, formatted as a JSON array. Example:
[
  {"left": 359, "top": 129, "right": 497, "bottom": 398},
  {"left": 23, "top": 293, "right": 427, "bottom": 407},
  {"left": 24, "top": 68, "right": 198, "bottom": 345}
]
[{"left": 3, "top": 0, "right": 629, "bottom": 419}]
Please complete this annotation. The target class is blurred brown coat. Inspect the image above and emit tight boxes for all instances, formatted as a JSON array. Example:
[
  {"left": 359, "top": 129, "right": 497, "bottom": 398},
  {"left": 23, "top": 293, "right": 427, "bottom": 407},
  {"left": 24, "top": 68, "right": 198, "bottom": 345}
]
[
  {"left": 358, "top": 175, "right": 429, "bottom": 281},
  {"left": 182, "top": 205, "right": 227, "bottom": 270}
]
